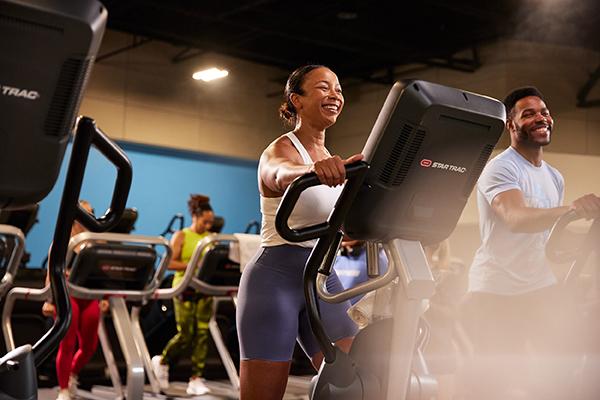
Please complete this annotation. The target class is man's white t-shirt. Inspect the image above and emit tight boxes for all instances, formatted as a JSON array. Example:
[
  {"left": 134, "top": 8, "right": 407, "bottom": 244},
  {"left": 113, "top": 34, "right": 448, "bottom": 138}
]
[{"left": 468, "top": 146, "right": 564, "bottom": 295}]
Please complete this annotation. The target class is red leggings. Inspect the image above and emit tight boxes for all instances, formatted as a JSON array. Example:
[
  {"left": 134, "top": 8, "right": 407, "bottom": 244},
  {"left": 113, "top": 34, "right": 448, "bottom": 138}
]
[{"left": 56, "top": 297, "right": 100, "bottom": 389}]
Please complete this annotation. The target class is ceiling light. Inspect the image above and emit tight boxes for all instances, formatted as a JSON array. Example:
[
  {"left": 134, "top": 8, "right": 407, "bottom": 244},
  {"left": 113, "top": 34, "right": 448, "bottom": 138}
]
[
  {"left": 336, "top": 11, "right": 358, "bottom": 20},
  {"left": 192, "top": 67, "right": 229, "bottom": 82}
]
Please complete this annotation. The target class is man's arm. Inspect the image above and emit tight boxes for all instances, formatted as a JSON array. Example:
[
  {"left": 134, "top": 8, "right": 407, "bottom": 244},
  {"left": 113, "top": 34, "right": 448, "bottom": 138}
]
[
  {"left": 491, "top": 189, "right": 569, "bottom": 233},
  {"left": 492, "top": 190, "right": 600, "bottom": 233}
]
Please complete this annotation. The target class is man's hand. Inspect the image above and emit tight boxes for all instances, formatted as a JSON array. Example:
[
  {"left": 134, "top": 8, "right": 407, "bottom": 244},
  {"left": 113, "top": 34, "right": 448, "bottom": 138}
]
[{"left": 570, "top": 194, "right": 600, "bottom": 220}]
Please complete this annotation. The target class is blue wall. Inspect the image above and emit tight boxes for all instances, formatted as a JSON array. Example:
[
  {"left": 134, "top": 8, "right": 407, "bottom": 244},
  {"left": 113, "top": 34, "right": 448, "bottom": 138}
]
[{"left": 25, "top": 141, "right": 261, "bottom": 266}]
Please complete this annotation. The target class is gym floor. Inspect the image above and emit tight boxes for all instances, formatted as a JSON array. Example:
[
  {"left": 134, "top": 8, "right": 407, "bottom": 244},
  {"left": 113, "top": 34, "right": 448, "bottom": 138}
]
[
  {"left": 38, "top": 380, "right": 311, "bottom": 400},
  {"left": 37, "top": 388, "right": 230, "bottom": 400}
]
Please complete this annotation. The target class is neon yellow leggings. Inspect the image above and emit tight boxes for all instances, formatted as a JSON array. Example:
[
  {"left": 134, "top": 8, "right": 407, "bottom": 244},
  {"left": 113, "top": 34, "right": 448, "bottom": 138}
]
[{"left": 162, "top": 294, "right": 213, "bottom": 377}]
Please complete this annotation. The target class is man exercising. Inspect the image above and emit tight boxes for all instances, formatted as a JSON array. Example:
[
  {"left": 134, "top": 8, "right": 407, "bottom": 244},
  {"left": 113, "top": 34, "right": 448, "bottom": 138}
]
[{"left": 464, "top": 86, "right": 600, "bottom": 399}]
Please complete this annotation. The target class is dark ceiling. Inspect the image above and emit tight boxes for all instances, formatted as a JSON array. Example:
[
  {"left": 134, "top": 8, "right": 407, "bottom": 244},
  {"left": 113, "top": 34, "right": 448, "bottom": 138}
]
[{"left": 100, "top": 0, "right": 600, "bottom": 85}]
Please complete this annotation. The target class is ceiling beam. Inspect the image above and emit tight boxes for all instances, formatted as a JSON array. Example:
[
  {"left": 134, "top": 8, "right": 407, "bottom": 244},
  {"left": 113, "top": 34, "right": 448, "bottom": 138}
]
[
  {"left": 577, "top": 64, "right": 600, "bottom": 108},
  {"left": 423, "top": 46, "right": 481, "bottom": 73},
  {"left": 96, "top": 36, "right": 152, "bottom": 63}
]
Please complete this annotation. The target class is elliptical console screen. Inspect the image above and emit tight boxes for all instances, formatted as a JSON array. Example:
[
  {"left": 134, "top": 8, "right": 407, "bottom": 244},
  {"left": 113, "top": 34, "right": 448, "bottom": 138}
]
[{"left": 344, "top": 80, "right": 506, "bottom": 244}]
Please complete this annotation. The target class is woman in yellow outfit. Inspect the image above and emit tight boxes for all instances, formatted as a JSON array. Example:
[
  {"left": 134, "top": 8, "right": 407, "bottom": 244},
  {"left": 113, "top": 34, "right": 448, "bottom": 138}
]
[{"left": 152, "top": 194, "right": 215, "bottom": 396}]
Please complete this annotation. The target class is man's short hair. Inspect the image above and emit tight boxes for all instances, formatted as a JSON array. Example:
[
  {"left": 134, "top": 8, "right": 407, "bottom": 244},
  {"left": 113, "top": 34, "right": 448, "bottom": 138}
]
[{"left": 503, "top": 86, "right": 545, "bottom": 116}]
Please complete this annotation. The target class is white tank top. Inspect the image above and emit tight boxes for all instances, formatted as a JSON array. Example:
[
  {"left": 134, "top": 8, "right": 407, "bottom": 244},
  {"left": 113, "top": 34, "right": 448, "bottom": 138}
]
[{"left": 260, "top": 132, "right": 343, "bottom": 248}]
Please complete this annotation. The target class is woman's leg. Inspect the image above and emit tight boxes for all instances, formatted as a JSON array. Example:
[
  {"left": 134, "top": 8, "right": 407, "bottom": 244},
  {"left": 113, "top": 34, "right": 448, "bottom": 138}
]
[
  {"left": 310, "top": 336, "right": 354, "bottom": 370},
  {"left": 240, "top": 359, "right": 291, "bottom": 400},
  {"left": 190, "top": 296, "right": 213, "bottom": 378},
  {"left": 71, "top": 299, "right": 100, "bottom": 375},
  {"left": 237, "top": 247, "right": 306, "bottom": 400},
  {"left": 55, "top": 297, "right": 80, "bottom": 389},
  {"left": 162, "top": 296, "right": 195, "bottom": 364},
  {"left": 301, "top": 271, "right": 358, "bottom": 369}
]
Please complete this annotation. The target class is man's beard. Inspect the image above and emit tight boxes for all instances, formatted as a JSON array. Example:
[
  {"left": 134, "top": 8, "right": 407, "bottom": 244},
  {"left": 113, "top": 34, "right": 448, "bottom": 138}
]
[{"left": 516, "top": 122, "right": 552, "bottom": 147}]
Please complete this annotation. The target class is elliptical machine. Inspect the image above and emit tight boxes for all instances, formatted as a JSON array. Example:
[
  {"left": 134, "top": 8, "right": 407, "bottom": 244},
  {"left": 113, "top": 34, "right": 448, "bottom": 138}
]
[
  {"left": 275, "top": 80, "right": 506, "bottom": 400},
  {"left": 546, "top": 210, "right": 600, "bottom": 286},
  {"left": 0, "top": 205, "right": 38, "bottom": 272},
  {"left": 546, "top": 211, "right": 600, "bottom": 400},
  {"left": 0, "top": 1, "right": 133, "bottom": 398},
  {"left": 0, "top": 120, "right": 133, "bottom": 399},
  {"left": 0, "top": 226, "right": 25, "bottom": 298}
]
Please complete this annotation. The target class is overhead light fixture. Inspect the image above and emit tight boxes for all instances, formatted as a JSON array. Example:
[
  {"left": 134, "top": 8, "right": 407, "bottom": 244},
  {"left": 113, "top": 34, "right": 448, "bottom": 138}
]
[
  {"left": 192, "top": 67, "right": 229, "bottom": 82},
  {"left": 336, "top": 11, "right": 358, "bottom": 20}
]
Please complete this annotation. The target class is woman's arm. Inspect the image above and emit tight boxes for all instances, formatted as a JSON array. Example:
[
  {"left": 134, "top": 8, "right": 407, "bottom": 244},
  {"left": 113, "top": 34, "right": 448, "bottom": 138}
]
[
  {"left": 259, "top": 138, "right": 363, "bottom": 196},
  {"left": 42, "top": 247, "right": 55, "bottom": 316},
  {"left": 168, "top": 230, "right": 188, "bottom": 271},
  {"left": 259, "top": 139, "right": 312, "bottom": 195}
]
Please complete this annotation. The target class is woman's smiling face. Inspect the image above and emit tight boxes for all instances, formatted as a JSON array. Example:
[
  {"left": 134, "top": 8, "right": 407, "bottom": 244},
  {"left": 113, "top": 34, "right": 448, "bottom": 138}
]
[{"left": 292, "top": 67, "right": 344, "bottom": 129}]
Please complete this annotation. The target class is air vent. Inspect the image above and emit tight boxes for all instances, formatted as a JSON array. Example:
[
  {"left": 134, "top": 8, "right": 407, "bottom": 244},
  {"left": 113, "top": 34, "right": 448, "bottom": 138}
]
[
  {"left": 463, "top": 144, "right": 494, "bottom": 196},
  {"left": 379, "top": 123, "right": 412, "bottom": 185},
  {"left": 378, "top": 122, "right": 426, "bottom": 187},
  {"left": 44, "top": 57, "right": 93, "bottom": 137},
  {"left": 393, "top": 129, "right": 425, "bottom": 185},
  {"left": 0, "top": 13, "right": 62, "bottom": 34}
]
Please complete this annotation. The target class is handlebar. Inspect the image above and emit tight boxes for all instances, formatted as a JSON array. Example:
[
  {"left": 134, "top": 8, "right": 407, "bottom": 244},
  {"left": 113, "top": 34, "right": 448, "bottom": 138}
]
[
  {"left": 74, "top": 118, "right": 132, "bottom": 232},
  {"left": 34, "top": 116, "right": 133, "bottom": 366},
  {"left": 244, "top": 220, "right": 260, "bottom": 234},
  {"left": 275, "top": 161, "right": 368, "bottom": 242},
  {"left": 160, "top": 213, "right": 185, "bottom": 237},
  {"left": 546, "top": 210, "right": 581, "bottom": 264},
  {"left": 274, "top": 160, "right": 369, "bottom": 364},
  {"left": 546, "top": 210, "right": 600, "bottom": 285}
]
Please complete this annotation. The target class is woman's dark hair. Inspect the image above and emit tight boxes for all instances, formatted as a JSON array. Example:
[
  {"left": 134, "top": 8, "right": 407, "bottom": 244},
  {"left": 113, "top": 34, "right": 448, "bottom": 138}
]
[
  {"left": 188, "top": 194, "right": 212, "bottom": 216},
  {"left": 279, "top": 64, "right": 326, "bottom": 126}
]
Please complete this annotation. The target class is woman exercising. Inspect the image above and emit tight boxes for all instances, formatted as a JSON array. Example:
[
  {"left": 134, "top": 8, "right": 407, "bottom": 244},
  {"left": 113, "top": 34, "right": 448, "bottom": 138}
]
[
  {"left": 42, "top": 200, "right": 108, "bottom": 400},
  {"left": 236, "top": 65, "right": 363, "bottom": 400},
  {"left": 151, "top": 194, "right": 215, "bottom": 396}
]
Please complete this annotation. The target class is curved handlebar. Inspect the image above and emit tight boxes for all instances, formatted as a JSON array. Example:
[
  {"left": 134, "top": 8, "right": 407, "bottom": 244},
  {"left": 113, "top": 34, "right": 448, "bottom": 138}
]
[
  {"left": 244, "top": 220, "right": 260, "bottom": 234},
  {"left": 0, "top": 226, "right": 25, "bottom": 297},
  {"left": 275, "top": 160, "right": 369, "bottom": 364},
  {"left": 546, "top": 210, "right": 582, "bottom": 264},
  {"left": 34, "top": 116, "right": 133, "bottom": 366},
  {"left": 75, "top": 118, "right": 132, "bottom": 232},
  {"left": 160, "top": 213, "right": 185, "bottom": 237},
  {"left": 275, "top": 161, "right": 368, "bottom": 242}
]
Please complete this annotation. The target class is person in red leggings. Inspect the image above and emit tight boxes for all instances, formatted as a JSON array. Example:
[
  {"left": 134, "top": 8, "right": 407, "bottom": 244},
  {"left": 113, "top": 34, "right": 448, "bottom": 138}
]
[{"left": 42, "top": 200, "right": 108, "bottom": 400}]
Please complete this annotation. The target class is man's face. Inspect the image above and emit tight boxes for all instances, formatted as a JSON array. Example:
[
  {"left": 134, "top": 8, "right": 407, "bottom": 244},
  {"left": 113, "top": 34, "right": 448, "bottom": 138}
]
[{"left": 508, "top": 96, "right": 553, "bottom": 147}]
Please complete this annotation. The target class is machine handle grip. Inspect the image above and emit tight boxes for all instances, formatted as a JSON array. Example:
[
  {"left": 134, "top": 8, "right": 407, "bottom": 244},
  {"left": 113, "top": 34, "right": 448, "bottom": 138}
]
[
  {"left": 34, "top": 117, "right": 132, "bottom": 366},
  {"left": 275, "top": 161, "right": 368, "bottom": 242},
  {"left": 75, "top": 118, "right": 133, "bottom": 232},
  {"left": 160, "top": 213, "right": 185, "bottom": 237},
  {"left": 545, "top": 210, "right": 582, "bottom": 263}
]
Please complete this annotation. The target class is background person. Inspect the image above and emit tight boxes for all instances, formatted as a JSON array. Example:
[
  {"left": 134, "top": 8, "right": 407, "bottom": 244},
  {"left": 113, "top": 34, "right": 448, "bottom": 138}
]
[
  {"left": 42, "top": 200, "right": 108, "bottom": 400},
  {"left": 151, "top": 194, "right": 215, "bottom": 396}
]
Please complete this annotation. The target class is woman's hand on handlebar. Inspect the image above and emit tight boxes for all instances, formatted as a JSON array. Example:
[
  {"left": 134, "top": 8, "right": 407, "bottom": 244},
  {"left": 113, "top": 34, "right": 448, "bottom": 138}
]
[
  {"left": 310, "top": 153, "right": 363, "bottom": 187},
  {"left": 42, "top": 301, "right": 55, "bottom": 317},
  {"left": 570, "top": 193, "right": 600, "bottom": 220}
]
